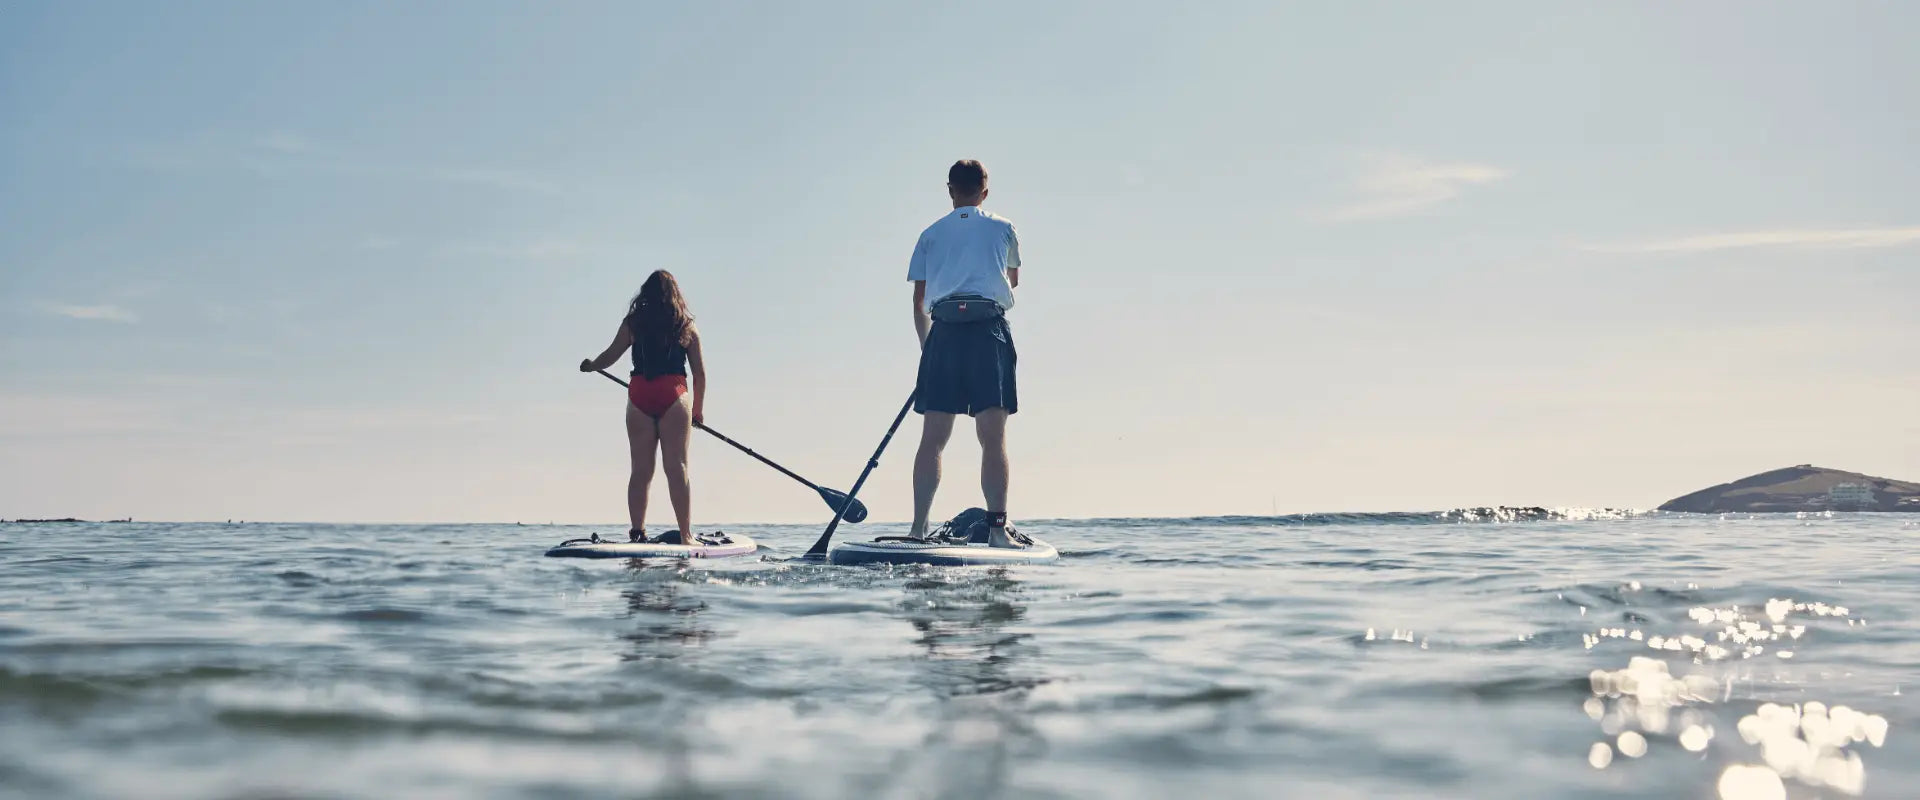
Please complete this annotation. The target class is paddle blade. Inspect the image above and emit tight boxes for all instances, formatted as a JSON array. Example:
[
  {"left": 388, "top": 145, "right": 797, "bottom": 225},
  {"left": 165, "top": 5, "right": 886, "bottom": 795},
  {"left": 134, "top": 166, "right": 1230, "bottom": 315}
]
[{"left": 817, "top": 487, "right": 869, "bottom": 523}]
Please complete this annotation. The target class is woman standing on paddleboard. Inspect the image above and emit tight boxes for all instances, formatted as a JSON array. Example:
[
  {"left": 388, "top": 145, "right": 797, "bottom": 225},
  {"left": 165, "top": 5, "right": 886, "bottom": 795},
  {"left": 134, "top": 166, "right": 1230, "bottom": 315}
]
[{"left": 579, "top": 270, "right": 708, "bottom": 544}]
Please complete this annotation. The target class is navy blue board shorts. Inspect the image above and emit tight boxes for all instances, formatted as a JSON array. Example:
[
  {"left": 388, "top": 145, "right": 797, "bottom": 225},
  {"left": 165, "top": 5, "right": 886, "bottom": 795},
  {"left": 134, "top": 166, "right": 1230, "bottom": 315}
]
[{"left": 915, "top": 316, "right": 1018, "bottom": 416}]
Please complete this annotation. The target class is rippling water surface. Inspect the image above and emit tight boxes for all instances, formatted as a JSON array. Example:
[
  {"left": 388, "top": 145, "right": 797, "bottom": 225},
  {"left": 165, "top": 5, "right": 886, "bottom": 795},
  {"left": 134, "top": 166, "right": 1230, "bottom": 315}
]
[{"left": 2, "top": 513, "right": 1914, "bottom": 799}]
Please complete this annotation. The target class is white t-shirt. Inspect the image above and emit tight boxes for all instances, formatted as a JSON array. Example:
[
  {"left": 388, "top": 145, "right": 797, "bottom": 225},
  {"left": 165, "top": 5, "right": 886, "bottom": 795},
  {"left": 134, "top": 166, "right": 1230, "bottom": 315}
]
[{"left": 906, "top": 206, "right": 1021, "bottom": 312}]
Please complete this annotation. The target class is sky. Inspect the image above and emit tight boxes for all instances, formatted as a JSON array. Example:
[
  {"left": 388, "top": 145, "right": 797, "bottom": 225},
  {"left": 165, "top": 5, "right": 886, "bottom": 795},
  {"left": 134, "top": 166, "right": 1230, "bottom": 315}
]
[{"left": 2, "top": 2, "right": 1916, "bottom": 524}]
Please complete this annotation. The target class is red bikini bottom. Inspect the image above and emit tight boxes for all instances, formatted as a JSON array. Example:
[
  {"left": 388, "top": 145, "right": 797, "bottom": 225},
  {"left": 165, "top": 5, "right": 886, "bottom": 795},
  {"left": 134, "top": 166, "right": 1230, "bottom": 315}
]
[{"left": 628, "top": 374, "right": 688, "bottom": 418}]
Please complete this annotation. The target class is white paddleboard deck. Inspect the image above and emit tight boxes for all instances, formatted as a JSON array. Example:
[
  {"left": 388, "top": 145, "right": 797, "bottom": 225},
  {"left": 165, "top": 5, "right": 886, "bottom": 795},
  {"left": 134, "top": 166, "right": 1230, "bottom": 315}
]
[
  {"left": 545, "top": 531, "right": 758, "bottom": 560},
  {"left": 828, "top": 536, "right": 1059, "bottom": 566}
]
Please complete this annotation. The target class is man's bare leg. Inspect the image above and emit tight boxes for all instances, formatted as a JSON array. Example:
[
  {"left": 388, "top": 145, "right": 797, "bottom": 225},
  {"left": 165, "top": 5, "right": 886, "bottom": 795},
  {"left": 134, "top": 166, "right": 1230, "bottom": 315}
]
[
  {"left": 910, "top": 412, "right": 956, "bottom": 538},
  {"left": 974, "top": 408, "right": 1013, "bottom": 547}
]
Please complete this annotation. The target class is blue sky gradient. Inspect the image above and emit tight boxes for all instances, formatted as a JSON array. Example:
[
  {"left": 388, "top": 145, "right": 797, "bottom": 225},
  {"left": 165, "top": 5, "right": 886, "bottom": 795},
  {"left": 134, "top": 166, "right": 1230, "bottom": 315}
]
[{"left": 4, "top": 2, "right": 1916, "bottom": 522}]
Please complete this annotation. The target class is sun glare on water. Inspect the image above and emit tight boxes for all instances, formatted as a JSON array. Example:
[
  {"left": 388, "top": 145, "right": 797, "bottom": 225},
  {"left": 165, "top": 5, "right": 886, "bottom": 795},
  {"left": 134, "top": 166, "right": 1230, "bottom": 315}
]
[{"left": 1579, "top": 593, "right": 1890, "bottom": 798}]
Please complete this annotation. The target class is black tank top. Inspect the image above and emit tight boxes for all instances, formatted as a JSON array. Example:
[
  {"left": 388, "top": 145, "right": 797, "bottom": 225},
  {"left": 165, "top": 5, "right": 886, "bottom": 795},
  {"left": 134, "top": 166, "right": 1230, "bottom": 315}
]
[{"left": 626, "top": 315, "right": 689, "bottom": 379}]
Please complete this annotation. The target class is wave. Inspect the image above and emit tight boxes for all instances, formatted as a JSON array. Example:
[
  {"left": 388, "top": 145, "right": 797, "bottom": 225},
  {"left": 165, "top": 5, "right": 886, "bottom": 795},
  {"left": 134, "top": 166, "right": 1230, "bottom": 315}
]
[{"left": 1064, "top": 507, "right": 1647, "bottom": 528}]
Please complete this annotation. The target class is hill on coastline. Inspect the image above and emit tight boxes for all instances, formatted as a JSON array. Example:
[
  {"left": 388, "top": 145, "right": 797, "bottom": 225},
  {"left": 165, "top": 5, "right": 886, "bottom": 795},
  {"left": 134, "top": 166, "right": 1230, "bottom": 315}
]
[{"left": 1660, "top": 465, "right": 1920, "bottom": 513}]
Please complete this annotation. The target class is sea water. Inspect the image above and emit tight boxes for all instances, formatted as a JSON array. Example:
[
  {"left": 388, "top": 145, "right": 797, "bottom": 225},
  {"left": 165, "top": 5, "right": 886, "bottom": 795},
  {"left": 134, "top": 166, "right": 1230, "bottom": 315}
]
[{"left": 1, "top": 512, "right": 1913, "bottom": 799}]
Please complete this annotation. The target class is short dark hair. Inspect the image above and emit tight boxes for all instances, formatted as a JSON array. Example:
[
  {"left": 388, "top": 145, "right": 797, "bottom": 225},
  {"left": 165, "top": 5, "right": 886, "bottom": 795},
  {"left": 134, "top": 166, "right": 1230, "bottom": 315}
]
[{"left": 947, "top": 159, "right": 987, "bottom": 194}]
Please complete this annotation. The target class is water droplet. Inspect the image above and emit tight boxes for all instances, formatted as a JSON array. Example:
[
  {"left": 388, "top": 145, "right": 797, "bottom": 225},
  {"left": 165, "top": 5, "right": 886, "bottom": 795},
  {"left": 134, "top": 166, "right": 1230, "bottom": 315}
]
[
  {"left": 1588, "top": 742, "right": 1613, "bottom": 769},
  {"left": 1618, "top": 730, "right": 1648, "bottom": 758},
  {"left": 1716, "top": 764, "right": 1784, "bottom": 800},
  {"left": 1680, "top": 724, "right": 1713, "bottom": 752},
  {"left": 1864, "top": 714, "right": 1888, "bottom": 748}
]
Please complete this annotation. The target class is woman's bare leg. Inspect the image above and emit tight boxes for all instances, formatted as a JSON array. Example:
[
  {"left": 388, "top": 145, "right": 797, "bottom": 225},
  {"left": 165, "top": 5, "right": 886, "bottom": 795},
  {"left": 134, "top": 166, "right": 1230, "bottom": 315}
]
[
  {"left": 626, "top": 403, "right": 659, "bottom": 537},
  {"left": 657, "top": 395, "right": 695, "bottom": 541}
]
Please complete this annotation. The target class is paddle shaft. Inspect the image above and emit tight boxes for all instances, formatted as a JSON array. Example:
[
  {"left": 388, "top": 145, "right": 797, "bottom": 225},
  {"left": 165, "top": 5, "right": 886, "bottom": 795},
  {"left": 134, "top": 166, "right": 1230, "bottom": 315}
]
[
  {"left": 696, "top": 424, "right": 822, "bottom": 491},
  {"left": 805, "top": 391, "right": 916, "bottom": 558},
  {"left": 594, "top": 368, "right": 824, "bottom": 489}
]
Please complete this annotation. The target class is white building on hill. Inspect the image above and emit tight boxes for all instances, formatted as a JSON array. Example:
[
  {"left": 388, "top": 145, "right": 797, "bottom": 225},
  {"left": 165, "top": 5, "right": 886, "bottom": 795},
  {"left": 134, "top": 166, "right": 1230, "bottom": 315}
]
[{"left": 1828, "top": 483, "right": 1876, "bottom": 511}]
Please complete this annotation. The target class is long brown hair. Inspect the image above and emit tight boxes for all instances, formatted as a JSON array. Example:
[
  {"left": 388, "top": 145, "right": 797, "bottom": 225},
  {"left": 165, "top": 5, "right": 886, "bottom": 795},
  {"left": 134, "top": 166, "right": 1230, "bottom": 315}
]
[{"left": 626, "top": 269, "right": 695, "bottom": 347}]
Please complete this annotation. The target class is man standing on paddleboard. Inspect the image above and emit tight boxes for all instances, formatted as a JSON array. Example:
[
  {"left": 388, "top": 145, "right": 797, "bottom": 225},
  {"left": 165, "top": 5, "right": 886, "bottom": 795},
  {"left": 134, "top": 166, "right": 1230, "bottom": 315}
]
[{"left": 906, "top": 159, "right": 1027, "bottom": 548}]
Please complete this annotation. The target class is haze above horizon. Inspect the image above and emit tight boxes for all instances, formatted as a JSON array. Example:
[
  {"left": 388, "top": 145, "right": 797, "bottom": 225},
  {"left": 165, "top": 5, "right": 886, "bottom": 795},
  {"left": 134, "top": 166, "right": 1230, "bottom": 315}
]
[{"left": 3, "top": 2, "right": 1916, "bottom": 524}]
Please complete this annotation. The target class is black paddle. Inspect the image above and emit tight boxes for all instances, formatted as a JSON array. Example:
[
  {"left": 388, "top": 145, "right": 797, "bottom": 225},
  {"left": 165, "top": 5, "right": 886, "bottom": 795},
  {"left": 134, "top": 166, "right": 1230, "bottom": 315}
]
[
  {"left": 803, "top": 391, "right": 916, "bottom": 560},
  {"left": 592, "top": 368, "right": 868, "bottom": 523}
]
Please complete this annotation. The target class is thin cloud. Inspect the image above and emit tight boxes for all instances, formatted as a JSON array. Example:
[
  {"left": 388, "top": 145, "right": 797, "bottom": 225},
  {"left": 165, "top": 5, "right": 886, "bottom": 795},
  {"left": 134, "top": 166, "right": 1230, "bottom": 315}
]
[
  {"left": 1587, "top": 227, "right": 1920, "bottom": 254},
  {"left": 255, "top": 132, "right": 316, "bottom": 154},
  {"left": 429, "top": 167, "right": 564, "bottom": 196},
  {"left": 43, "top": 303, "right": 138, "bottom": 323},
  {"left": 125, "top": 134, "right": 566, "bottom": 197},
  {"left": 436, "top": 239, "right": 590, "bottom": 260},
  {"left": 0, "top": 389, "right": 494, "bottom": 439},
  {"left": 1324, "top": 154, "right": 1509, "bottom": 222},
  {"left": 0, "top": 392, "right": 172, "bottom": 436}
]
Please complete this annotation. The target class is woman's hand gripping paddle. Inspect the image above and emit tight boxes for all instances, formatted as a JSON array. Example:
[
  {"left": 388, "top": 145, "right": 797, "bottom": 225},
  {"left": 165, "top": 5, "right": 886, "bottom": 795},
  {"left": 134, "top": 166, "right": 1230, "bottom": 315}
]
[{"left": 593, "top": 369, "right": 868, "bottom": 523}]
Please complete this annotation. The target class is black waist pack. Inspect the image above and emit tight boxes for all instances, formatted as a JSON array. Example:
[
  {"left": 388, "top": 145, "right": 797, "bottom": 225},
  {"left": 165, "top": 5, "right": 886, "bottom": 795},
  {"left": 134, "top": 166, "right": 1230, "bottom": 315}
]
[{"left": 930, "top": 294, "right": 1004, "bottom": 323}]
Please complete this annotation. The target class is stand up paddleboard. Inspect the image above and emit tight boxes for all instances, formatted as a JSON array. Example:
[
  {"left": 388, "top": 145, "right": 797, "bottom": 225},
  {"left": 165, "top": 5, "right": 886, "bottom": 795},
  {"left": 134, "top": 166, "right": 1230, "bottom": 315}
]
[
  {"left": 828, "top": 508, "right": 1059, "bottom": 566},
  {"left": 545, "top": 531, "right": 758, "bottom": 560}
]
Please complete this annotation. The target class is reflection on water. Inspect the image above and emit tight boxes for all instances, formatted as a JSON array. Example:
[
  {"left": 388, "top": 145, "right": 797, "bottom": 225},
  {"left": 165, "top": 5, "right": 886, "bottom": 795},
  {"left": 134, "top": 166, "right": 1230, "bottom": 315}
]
[
  {"left": 612, "top": 560, "right": 725, "bottom": 795},
  {"left": 888, "top": 568, "right": 1051, "bottom": 798},
  {"left": 902, "top": 569, "right": 1048, "bottom": 697},
  {"left": 618, "top": 561, "right": 722, "bottom": 660}
]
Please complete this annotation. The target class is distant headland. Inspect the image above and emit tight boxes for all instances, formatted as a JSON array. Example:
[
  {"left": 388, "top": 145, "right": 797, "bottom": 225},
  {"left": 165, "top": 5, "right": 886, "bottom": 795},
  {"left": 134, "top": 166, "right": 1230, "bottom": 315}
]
[
  {"left": 1660, "top": 465, "right": 1920, "bottom": 513},
  {"left": 1, "top": 518, "right": 133, "bottom": 524}
]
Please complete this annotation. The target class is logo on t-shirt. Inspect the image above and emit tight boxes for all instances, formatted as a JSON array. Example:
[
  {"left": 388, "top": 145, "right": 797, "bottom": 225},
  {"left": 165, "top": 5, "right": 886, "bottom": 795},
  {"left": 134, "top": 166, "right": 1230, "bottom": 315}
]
[{"left": 959, "top": 213, "right": 969, "bottom": 218}]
